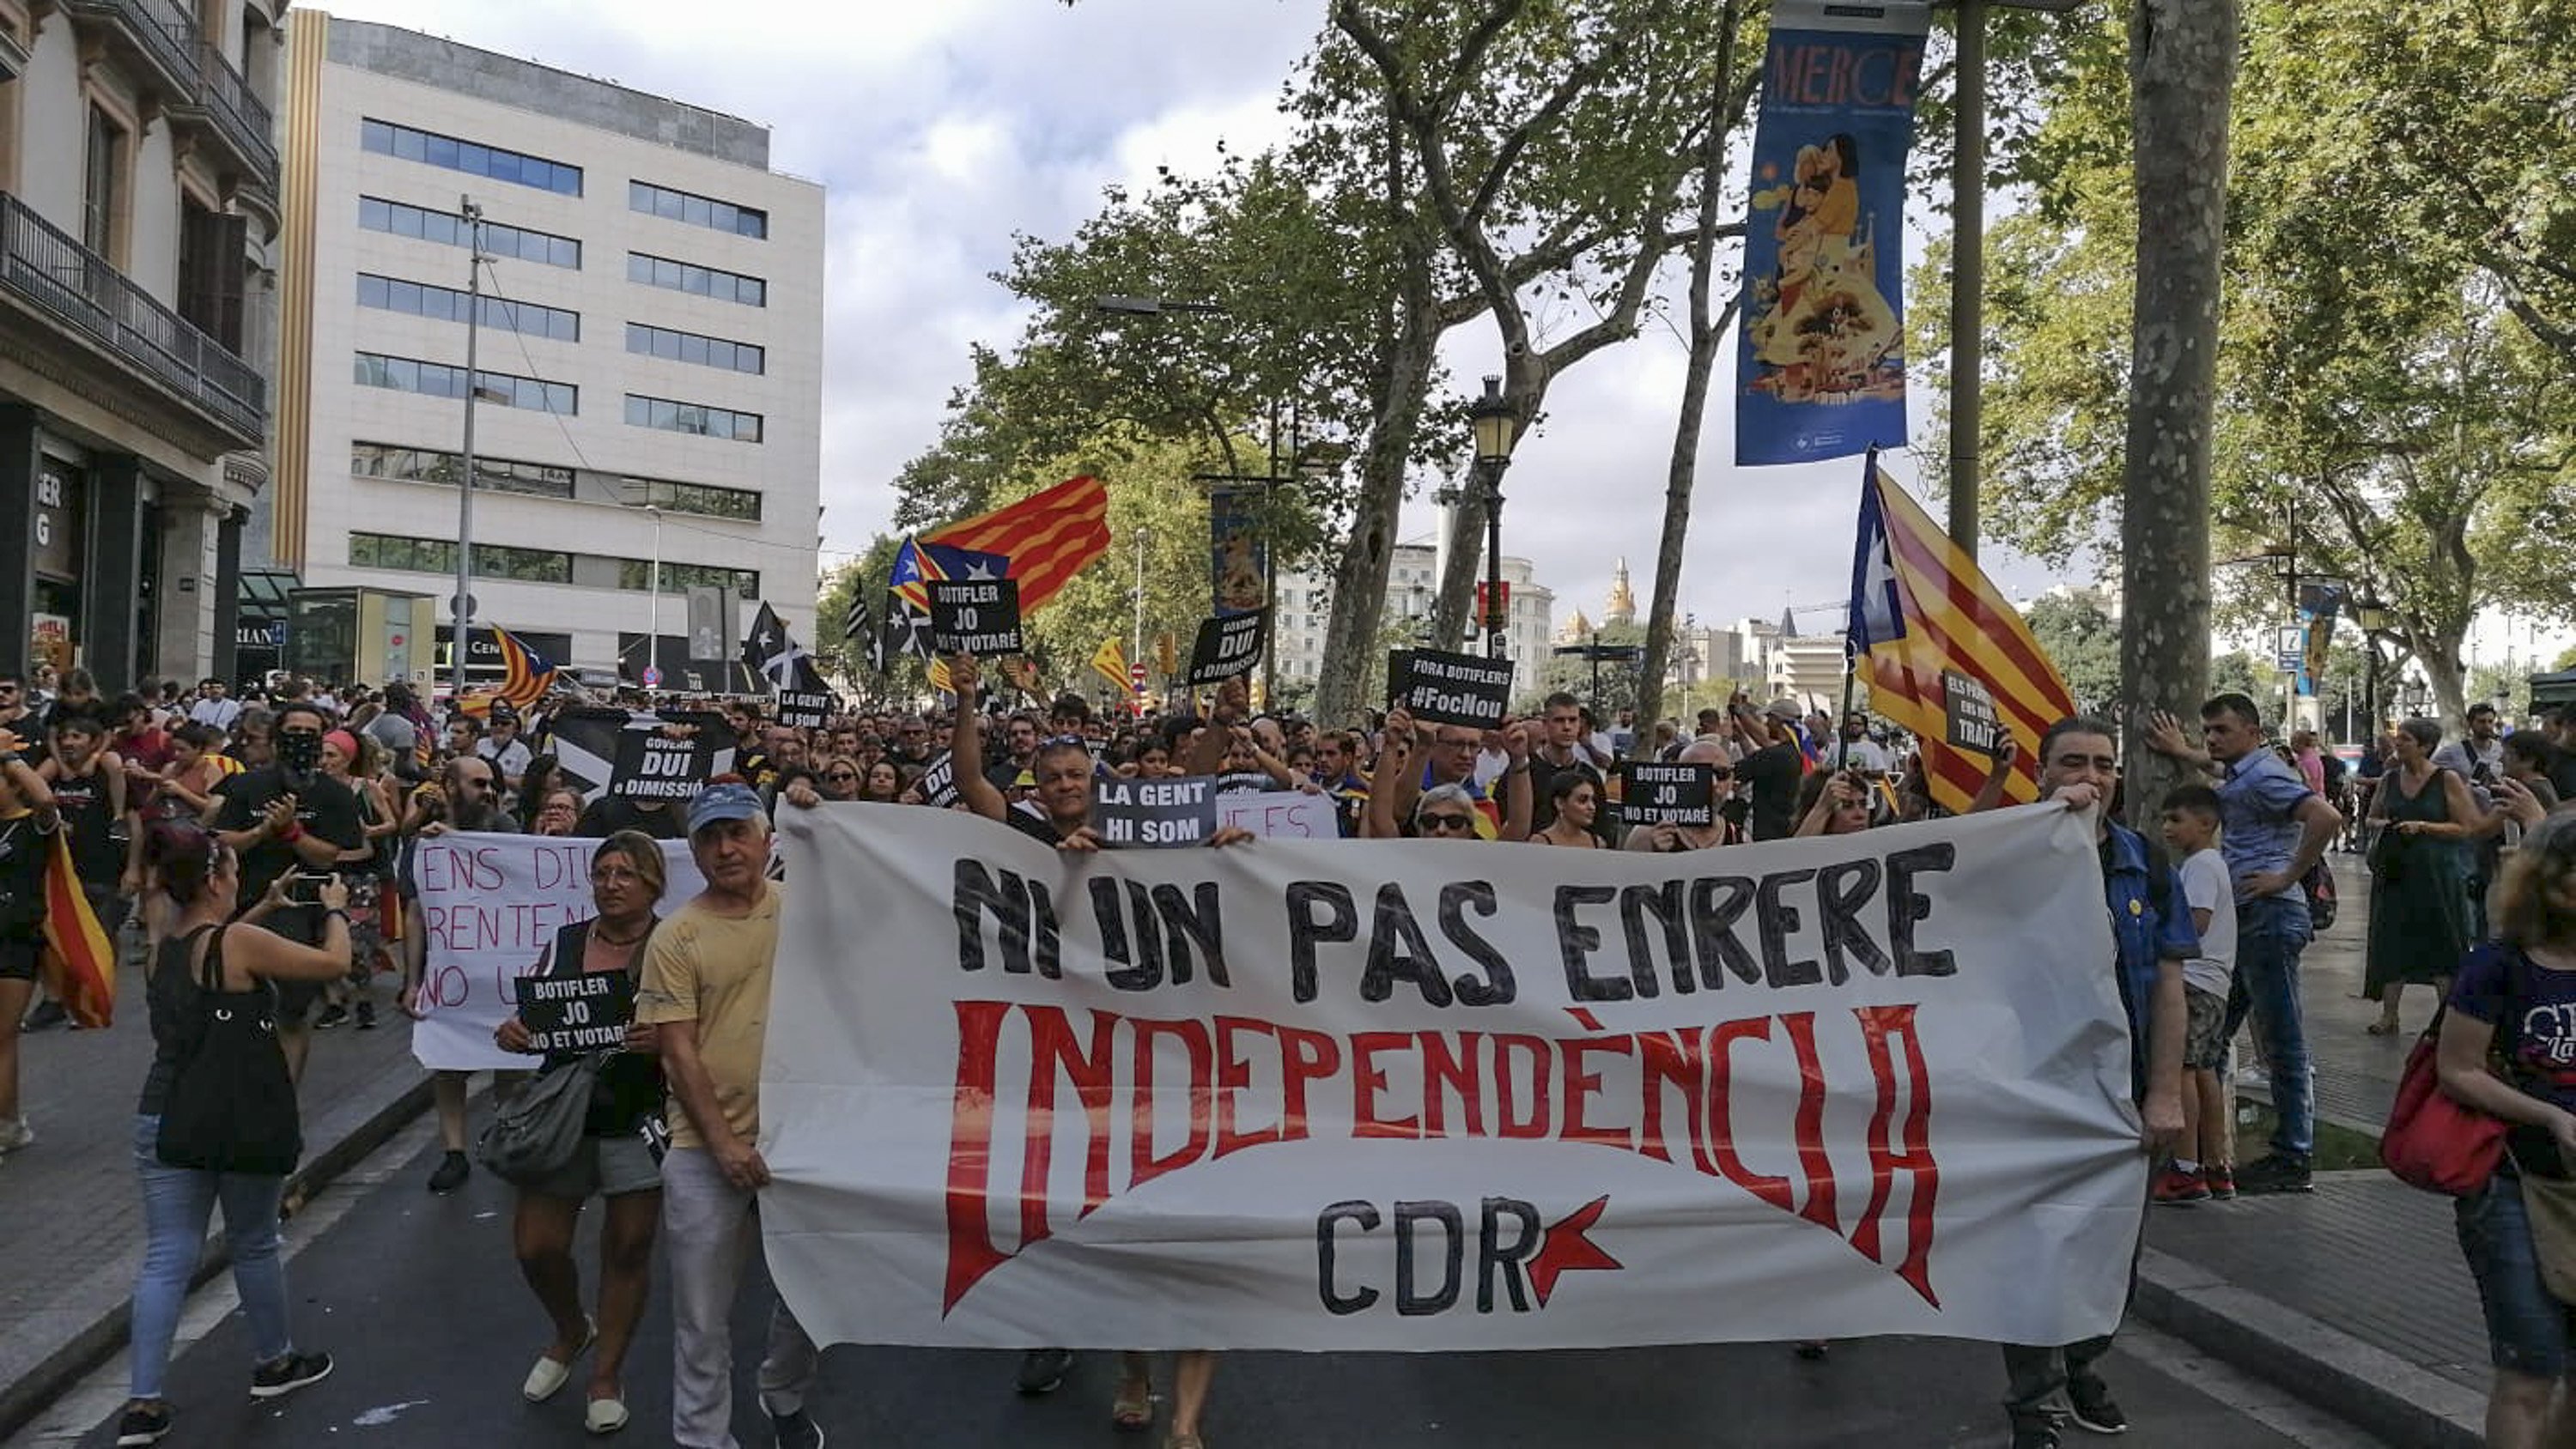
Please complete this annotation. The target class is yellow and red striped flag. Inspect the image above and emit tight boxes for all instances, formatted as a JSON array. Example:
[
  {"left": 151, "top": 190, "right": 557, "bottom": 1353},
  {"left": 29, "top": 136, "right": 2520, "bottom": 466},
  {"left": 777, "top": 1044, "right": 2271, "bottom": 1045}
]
[
  {"left": 1846, "top": 461, "right": 2074, "bottom": 815},
  {"left": 38, "top": 830, "right": 114, "bottom": 1028},
  {"left": 923, "top": 475, "right": 1111, "bottom": 610},
  {"left": 1091, "top": 638, "right": 1131, "bottom": 694}
]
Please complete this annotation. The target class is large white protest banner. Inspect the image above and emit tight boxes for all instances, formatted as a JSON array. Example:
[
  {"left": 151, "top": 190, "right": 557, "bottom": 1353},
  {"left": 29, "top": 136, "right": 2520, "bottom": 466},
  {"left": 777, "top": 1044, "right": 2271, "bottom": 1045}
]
[
  {"left": 1216, "top": 790, "right": 1339, "bottom": 841},
  {"left": 762, "top": 804, "right": 2142, "bottom": 1351},
  {"left": 409, "top": 833, "right": 704, "bottom": 1071}
]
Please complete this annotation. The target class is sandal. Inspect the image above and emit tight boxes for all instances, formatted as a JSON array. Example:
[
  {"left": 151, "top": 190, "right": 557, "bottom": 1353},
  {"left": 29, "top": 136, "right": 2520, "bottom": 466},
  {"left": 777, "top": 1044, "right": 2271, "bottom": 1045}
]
[
  {"left": 1112, "top": 1376, "right": 1154, "bottom": 1430},
  {"left": 2366, "top": 1019, "right": 2399, "bottom": 1036}
]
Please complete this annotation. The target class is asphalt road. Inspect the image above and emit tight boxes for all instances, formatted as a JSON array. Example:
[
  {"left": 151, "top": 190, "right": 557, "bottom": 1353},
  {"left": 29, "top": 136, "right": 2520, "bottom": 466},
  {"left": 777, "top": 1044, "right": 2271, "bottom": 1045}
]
[{"left": 21, "top": 1132, "right": 2395, "bottom": 1449}]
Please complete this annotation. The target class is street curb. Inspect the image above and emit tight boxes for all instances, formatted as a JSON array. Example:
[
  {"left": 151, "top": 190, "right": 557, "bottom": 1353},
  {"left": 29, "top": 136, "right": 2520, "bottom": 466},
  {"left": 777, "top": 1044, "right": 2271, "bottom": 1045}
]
[
  {"left": 0, "top": 1069, "right": 436, "bottom": 1443},
  {"left": 2134, "top": 1245, "right": 2487, "bottom": 1449}
]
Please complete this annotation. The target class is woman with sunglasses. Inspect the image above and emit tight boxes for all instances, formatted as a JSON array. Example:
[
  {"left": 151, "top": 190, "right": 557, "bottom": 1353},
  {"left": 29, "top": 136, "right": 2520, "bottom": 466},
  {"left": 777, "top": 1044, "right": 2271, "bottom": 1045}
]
[
  {"left": 491, "top": 832, "right": 667, "bottom": 1435},
  {"left": 817, "top": 757, "right": 865, "bottom": 803}
]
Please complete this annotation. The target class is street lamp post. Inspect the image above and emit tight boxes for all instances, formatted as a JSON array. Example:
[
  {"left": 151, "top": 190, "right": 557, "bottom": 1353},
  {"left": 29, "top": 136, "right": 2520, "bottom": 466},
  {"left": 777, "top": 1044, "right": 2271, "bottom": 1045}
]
[
  {"left": 1468, "top": 375, "right": 1518, "bottom": 660},
  {"left": 1132, "top": 525, "right": 1150, "bottom": 708},
  {"left": 643, "top": 504, "right": 664, "bottom": 693},
  {"left": 449, "top": 196, "right": 488, "bottom": 709}
]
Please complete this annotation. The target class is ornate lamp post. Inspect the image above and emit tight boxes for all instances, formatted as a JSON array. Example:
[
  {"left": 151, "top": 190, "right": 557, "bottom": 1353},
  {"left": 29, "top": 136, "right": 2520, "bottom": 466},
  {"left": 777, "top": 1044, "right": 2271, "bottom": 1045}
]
[{"left": 1468, "top": 375, "right": 1518, "bottom": 659}]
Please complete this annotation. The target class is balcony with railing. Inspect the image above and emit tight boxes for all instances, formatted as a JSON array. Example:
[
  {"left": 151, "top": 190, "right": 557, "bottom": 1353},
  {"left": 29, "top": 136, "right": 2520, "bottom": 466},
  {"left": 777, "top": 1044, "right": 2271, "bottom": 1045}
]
[
  {"left": 193, "top": 39, "right": 277, "bottom": 179},
  {"left": 0, "top": 191, "right": 264, "bottom": 447},
  {"left": 56, "top": 0, "right": 201, "bottom": 104}
]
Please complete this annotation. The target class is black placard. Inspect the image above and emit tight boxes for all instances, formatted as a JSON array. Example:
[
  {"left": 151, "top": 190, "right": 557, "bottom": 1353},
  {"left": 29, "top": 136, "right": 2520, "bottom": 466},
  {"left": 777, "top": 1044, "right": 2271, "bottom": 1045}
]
[
  {"left": 1212, "top": 770, "right": 1276, "bottom": 797},
  {"left": 777, "top": 689, "right": 835, "bottom": 731},
  {"left": 513, "top": 972, "right": 636, "bottom": 1053},
  {"left": 1090, "top": 773, "right": 1218, "bottom": 848},
  {"left": 1387, "top": 648, "right": 1515, "bottom": 729},
  {"left": 930, "top": 579, "right": 1023, "bottom": 656},
  {"left": 913, "top": 751, "right": 959, "bottom": 809},
  {"left": 611, "top": 726, "right": 719, "bottom": 799},
  {"left": 1619, "top": 761, "right": 1717, "bottom": 828},
  {"left": 1186, "top": 611, "right": 1267, "bottom": 686},
  {"left": 1941, "top": 670, "right": 2002, "bottom": 755}
]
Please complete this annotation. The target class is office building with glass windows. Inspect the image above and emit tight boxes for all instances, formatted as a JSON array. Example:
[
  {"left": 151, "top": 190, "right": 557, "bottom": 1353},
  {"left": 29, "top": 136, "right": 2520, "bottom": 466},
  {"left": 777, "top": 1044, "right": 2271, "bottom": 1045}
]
[{"left": 269, "top": 14, "right": 821, "bottom": 690}]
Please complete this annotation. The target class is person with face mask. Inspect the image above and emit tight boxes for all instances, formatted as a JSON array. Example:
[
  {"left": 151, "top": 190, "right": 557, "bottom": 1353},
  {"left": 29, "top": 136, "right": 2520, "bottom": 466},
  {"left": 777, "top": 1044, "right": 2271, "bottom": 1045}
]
[{"left": 206, "top": 701, "right": 362, "bottom": 1083}]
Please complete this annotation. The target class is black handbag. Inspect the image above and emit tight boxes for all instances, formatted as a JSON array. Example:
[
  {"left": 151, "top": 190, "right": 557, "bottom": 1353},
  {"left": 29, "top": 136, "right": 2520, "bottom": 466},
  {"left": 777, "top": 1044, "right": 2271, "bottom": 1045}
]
[
  {"left": 477, "top": 1052, "right": 609, "bottom": 1185},
  {"left": 156, "top": 926, "right": 303, "bottom": 1176}
]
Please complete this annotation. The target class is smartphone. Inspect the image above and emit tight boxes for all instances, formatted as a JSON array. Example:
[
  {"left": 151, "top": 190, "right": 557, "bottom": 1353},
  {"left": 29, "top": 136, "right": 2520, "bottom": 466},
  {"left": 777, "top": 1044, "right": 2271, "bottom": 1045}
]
[{"left": 284, "top": 871, "right": 333, "bottom": 906}]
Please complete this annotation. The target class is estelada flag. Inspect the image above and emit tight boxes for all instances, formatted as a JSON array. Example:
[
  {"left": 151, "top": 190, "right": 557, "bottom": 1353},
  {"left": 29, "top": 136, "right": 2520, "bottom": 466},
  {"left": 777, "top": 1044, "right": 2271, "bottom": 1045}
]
[
  {"left": 923, "top": 476, "right": 1111, "bottom": 610},
  {"left": 1845, "top": 458, "right": 2074, "bottom": 815},
  {"left": 38, "top": 828, "right": 113, "bottom": 1028},
  {"left": 455, "top": 626, "right": 562, "bottom": 715},
  {"left": 1091, "top": 638, "right": 1131, "bottom": 694}
]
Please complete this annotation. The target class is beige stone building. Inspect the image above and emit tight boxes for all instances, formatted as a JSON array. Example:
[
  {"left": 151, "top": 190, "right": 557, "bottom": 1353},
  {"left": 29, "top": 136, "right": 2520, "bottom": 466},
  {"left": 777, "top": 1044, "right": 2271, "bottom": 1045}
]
[{"left": 0, "top": 0, "right": 286, "bottom": 683}]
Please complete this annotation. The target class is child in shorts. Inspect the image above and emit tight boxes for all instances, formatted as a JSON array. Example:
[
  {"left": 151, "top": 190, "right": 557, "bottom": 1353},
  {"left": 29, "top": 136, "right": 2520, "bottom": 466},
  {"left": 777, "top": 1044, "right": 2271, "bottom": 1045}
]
[{"left": 2159, "top": 785, "right": 2239, "bottom": 1202}]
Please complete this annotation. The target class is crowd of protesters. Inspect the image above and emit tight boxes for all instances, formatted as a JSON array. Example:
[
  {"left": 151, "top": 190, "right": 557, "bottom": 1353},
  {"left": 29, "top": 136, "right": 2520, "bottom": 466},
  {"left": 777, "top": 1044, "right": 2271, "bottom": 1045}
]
[{"left": 7, "top": 651, "right": 2576, "bottom": 1449}]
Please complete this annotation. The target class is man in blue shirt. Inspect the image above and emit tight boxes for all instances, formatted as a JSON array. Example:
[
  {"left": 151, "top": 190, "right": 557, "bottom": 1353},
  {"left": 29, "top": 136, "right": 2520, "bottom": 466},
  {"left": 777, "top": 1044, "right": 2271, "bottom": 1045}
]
[
  {"left": 1988, "top": 717, "right": 2192, "bottom": 1449},
  {"left": 2148, "top": 693, "right": 2342, "bottom": 1195}
]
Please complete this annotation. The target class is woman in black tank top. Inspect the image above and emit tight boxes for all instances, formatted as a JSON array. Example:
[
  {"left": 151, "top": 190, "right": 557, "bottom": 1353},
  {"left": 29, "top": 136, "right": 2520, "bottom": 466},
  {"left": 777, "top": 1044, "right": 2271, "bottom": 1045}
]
[{"left": 488, "top": 831, "right": 668, "bottom": 1435}]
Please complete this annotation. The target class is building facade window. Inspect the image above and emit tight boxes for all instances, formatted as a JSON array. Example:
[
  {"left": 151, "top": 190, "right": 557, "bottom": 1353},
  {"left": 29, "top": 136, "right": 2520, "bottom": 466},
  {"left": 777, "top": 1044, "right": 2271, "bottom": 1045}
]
[
  {"left": 359, "top": 197, "right": 580, "bottom": 269},
  {"left": 625, "top": 321, "right": 762, "bottom": 375},
  {"left": 358, "top": 274, "right": 580, "bottom": 341},
  {"left": 82, "top": 105, "right": 126, "bottom": 260},
  {"left": 349, "top": 532, "right": 573, "bottom": 584},
  {"left": 628, "top": 179, "right": 766, "bottom": 239},
  {"left": 623, "top": 393, "right": 761, "bottom": 443},
  {"left": 361, "top": 118, "right": 582, "bottom": 196},
  {"left": 614, "top": 558, "right": 760, "bottom": 599},
  {"left": 615, "top": 476, "right": 762, "bottom": 520},
  {"left": 351, "top": 442, "right": 575, "bottom": 500},
  {"left": 625, "top": 251, "right": 764, "bottom": 307},
  {"left": 355, "top": 352, "right": 576, "bottom": 415}
]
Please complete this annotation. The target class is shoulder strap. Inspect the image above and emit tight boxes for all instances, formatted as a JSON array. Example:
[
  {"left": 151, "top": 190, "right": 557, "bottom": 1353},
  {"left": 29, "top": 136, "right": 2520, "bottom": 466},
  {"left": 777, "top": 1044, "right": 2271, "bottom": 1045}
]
[
  {"left": 554, "top": 917, "right": 592, "bottom": 973},
  {"left": 193, "top": 923, "right": 228, "bottom": 993}
]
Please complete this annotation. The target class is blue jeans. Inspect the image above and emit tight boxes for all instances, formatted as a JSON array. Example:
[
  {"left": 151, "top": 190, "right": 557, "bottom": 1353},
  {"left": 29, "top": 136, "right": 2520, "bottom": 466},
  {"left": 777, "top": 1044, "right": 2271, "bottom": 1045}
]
[
  {"left": 2458, "top": 1172, "right": 2574, "bottom": 1378},
  {"left": 2223, "top": 894, "right": 2315, "bottom": 1158},
  {"left": 130, "top": 1114, "right": 293, "bottom": 1401}
]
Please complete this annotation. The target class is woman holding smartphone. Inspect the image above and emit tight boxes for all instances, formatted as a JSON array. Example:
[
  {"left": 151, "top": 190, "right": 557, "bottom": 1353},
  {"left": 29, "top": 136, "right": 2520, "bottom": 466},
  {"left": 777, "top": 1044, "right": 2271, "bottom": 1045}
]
[{"left": 115, "top": 821, "right": 349, "bottom": 1446}]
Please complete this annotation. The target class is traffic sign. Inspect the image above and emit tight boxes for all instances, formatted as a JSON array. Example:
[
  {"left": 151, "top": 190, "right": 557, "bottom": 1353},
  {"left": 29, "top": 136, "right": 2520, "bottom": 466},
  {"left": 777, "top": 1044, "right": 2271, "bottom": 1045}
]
[
  {"left": 448, "top": 593, "right": 477, "bottom": 620},
  {"left": 642, "top": 665, "right": 663, "bottom": 688},
  {"left": 1128, "top": 662, "right": 1147, "bottom": 695}
]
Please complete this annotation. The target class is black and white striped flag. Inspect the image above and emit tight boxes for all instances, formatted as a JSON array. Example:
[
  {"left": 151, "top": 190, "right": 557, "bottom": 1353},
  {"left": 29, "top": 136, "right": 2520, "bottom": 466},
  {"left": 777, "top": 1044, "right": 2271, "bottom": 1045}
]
[{"left": 843, "top": 590, "right": 869, "bottom": 643}]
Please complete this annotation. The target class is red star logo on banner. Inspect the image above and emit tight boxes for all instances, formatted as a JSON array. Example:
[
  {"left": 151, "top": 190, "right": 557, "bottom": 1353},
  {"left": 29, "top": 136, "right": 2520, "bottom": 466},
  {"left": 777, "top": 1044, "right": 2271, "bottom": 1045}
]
[{"left": 1527, "top": 1195, "right": 1623, "bottom": 1307}]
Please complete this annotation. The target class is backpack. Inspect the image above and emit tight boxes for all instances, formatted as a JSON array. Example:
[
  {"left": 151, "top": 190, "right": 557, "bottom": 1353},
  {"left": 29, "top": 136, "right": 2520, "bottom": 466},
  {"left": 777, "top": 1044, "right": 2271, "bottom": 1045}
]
[{"left": 156, "top": 925, "right": 303, "bottom": 1176}]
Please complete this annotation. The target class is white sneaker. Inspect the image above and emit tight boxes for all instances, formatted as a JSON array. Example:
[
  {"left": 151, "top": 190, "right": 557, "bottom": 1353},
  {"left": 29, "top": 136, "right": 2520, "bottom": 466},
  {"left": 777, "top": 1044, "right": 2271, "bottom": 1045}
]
[{"left": 0, "top": 1117, "right": 33, "bottom": 1153}]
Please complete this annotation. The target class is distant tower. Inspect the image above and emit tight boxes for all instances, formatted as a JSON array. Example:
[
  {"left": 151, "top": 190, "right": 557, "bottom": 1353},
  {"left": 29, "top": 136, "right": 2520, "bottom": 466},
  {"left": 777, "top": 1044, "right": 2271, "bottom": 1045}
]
[
  {"left": 1605, "top": 557, "right": 1637, "bottom": 628},
  {"left": 1558, "top": 605, "right": 1595, "bottom": 644}
]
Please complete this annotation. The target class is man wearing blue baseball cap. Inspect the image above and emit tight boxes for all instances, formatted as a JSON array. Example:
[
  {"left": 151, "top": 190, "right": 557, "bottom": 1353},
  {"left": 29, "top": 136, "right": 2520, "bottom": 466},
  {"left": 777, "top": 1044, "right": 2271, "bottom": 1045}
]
[{"left": 635, "top": 778, "right": 823, "bottom": 1448}]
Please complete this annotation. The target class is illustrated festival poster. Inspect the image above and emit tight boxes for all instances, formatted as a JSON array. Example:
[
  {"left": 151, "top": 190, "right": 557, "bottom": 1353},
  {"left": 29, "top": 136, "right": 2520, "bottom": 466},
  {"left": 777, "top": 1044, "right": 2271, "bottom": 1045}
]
[
  {"left": 1736, "top": 0, "right": 1929, "bottom": 466},
  {"left": 1208, "top": 486, "right": 1268, "bottom": 619}
]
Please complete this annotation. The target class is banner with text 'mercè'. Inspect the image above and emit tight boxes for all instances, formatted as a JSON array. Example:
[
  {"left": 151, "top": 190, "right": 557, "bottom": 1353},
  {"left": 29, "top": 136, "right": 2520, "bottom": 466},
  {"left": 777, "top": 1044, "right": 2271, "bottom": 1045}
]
[
  {"left": 1736, "top": 0, "right": 1928, "bottom": 466},
  {"left": 761, "top": 803, "right": 2142, "bottom": 1351}
]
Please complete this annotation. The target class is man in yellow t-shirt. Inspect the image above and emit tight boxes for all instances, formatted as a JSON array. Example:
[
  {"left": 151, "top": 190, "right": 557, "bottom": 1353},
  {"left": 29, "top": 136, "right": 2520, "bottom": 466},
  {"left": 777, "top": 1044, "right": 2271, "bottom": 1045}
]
[{"left": 636, "top": 780, "right": 821, "bottom": 1449}]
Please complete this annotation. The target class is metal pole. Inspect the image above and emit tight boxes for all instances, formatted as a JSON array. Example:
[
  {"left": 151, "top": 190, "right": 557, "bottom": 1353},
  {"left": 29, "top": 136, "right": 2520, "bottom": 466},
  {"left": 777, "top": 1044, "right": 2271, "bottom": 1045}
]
[
  {"left": 646, "top": 505, "right": 662, "bottom": 694},
  {"left": 2283, "top": 504, "right": 2299, "bottom": 734},
  {"left": 1483, "top": 463, "right": 1507, "bottom": 658},
  {"left": 1133, "top": 526, "right": 1149, "bottom": 708},
  {"left": 1263, "top": 397, "right": 1280, "bottom": 707},
  {"left": 1947, "top": 0, "right": 1986, "bottom": 561},
  {"left": 450, "top": 196, "right": 484, "bottom": 709}
]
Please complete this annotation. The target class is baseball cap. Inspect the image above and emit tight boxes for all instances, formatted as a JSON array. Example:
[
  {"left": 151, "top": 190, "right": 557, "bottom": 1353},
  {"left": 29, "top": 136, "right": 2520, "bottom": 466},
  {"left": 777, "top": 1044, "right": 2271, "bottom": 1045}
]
[
  {"left": 489, "top": 700, "right": 519, "bottom": 724},
  {"left": 686, "top": 781, "right": 763, "bottom": 834},
  {"left": 1763, "top": 699, "right": 1802, "bottom": 722}
]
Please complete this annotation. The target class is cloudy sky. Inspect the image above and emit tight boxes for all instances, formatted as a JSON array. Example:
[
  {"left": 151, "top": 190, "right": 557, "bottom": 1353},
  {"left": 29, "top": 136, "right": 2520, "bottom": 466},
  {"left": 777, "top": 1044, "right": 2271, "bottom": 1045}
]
[{"left": 319, "top": 0, "right": 2074, "bottom": 635}]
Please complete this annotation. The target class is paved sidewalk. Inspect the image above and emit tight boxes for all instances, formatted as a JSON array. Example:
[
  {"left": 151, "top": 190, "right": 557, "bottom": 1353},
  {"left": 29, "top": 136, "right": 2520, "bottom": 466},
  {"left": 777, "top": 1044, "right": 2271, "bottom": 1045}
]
[
  {"left": 2136, "top": 854, "right": 2493, "bottom": 1448},
  {"left": 0, "top": 954, "right": 433, "bottom": 1440}
]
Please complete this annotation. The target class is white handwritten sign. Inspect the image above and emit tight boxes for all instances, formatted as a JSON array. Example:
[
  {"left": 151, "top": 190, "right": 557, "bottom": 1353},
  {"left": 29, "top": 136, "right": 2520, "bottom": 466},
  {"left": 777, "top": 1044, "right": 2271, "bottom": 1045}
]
[{"left": 410, "top": 834, "right": 705, "bottom": 1071}]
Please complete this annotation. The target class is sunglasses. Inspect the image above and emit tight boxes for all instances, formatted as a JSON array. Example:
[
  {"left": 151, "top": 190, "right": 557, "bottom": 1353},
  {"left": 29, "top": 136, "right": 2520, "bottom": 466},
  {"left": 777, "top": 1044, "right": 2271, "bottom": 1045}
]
[
  {"left": 825, "top": 771, "right": 859, "bottom": 782},
  {"left": 1419, "top": 813, "right": 1476, "bottom": 834}
]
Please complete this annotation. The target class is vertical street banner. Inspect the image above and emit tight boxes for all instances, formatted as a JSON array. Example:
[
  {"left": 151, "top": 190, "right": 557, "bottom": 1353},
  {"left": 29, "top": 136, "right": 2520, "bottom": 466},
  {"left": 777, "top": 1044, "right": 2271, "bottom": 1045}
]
[
  {"left": 1736, "top": 0, "right": 1929, "bottom": 465},
  {"left": 762, "top": 803, "right": 2146, "bottom": 1350},
  {"left": 1209, "top": 487, "right": 1269, "bottom": 618},
  {"left": 2295, "top": 582, "right": 2346, "bottom": 700},
  {"left": 410, "top": 834, "right": 704, "bottom": 1071}
]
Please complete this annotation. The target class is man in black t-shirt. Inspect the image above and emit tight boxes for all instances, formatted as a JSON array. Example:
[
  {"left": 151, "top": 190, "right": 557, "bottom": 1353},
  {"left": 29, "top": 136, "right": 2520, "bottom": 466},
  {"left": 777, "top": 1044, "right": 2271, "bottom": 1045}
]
[
  {"left": 1528, "top": 692, "right": 1612, "bottom": 842},
  {"left": 210, "top": 700, "right": 361, "bottom": 1078},
  {"left": 574, "top": 791, "right": 687, "bottom": 840},
  {"left": 1723, "top": 698, "right": 1807, "bottom": 841}
]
